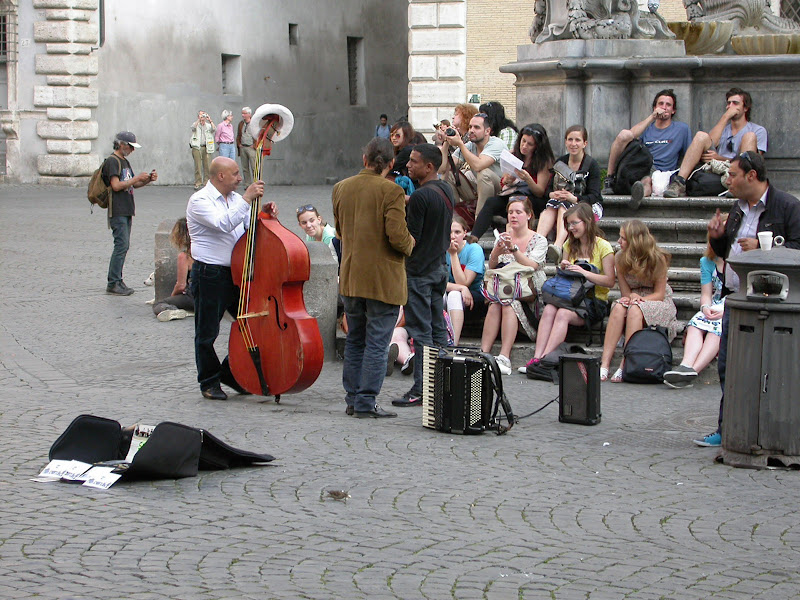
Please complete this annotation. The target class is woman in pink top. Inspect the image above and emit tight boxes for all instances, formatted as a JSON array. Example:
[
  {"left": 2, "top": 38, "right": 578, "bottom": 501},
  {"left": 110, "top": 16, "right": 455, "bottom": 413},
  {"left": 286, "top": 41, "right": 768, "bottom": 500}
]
[{"left": 215, "top": 110, "right": 236, "bottom": 160}]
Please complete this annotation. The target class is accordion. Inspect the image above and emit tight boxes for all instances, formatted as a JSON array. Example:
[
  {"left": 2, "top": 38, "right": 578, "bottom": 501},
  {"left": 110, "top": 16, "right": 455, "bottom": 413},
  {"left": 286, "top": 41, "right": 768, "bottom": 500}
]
[{"left": 421, "top": 346, "right": 496, "bottom": 434}]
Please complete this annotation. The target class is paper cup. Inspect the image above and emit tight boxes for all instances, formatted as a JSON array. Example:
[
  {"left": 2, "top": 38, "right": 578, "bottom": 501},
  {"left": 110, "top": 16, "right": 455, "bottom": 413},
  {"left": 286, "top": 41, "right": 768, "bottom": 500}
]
[{"left": 758, "top": 230, "right": 773, "bottom": 251}]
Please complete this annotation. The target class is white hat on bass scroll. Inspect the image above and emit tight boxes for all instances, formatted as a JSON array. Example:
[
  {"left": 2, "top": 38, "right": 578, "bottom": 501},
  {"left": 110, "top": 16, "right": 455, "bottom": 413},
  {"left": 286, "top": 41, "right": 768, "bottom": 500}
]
[{"left": 248, "top": 103, "right": 294, "bottom": 142}]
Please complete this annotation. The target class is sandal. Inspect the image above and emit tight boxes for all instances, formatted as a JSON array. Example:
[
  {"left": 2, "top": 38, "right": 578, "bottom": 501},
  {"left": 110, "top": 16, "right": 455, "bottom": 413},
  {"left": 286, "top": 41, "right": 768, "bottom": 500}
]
[
  {"left": 610, "top": 367, "right": 624, "bottom": 383},
  {"left": 600, "top": 367, "right": 609, "bottom": 382}
]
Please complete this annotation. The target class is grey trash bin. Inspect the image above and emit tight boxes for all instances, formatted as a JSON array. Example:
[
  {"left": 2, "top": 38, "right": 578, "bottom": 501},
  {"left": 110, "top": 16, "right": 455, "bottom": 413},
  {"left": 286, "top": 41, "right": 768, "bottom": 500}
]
[{"left": 721, "top": 246, "right": 800, "bottom": 468}]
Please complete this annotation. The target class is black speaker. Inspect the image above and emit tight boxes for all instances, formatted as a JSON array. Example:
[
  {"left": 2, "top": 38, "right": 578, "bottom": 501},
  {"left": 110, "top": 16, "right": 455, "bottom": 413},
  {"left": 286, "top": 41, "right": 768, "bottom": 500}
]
[{"left": 558, "top": 354, "right": 601, "bottom": 425}]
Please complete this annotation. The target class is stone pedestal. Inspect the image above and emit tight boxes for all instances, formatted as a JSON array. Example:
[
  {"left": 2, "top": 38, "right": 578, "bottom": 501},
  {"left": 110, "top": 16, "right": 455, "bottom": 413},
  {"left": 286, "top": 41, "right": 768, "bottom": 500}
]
[{"left": 502, "top": 40, "right": 800, "bottom": 189}]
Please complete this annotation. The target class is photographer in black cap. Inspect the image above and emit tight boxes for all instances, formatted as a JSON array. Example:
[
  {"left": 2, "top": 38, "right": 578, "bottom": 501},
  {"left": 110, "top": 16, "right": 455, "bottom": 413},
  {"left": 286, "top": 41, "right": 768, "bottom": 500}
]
[{"left": 102, "top": 131, "right": 157, "bottom": 296}]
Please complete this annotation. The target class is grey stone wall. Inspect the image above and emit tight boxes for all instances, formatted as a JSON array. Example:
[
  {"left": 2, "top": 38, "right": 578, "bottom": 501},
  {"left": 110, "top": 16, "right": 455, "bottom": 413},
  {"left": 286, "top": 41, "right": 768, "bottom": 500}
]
[{"left": 6, "top": 0, "right": 409, "bottom": 184}]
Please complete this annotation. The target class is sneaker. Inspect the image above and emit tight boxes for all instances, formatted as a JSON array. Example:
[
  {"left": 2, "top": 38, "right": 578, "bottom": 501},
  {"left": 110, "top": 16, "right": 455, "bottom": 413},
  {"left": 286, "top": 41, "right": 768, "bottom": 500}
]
[
  {"left": 663, "top": 176, "right": 686, "bottom": 198},
  {"left": 546, "top": 244, "right": 562, "bottom": 265},
  {"left": 400, "top": 353, "right": 415, "bottom": 376},
  {"left": 495, "top": 355, "right": 512, "bottom": 376},
  {"left": 386, "top": 343, "right": 399, "bottom": 377},
  {"left": 629, "top": 180, "right": 644, "bottom": 210},
  {"left": 106, "top": 282, "right": 134, "bottom": 296},
  {"left": 663, "top": 365, "right": 698, "bottom": 387},
  {"left": 392, "top": 392, "right": 422, "bottom": 407},
  {"left": 601, "top": 174, "right": 615, "bottom": 195},
  {"left": 693, "top": 431, "right": 721, "bottom": 447},
  {"left": 157, "top": 308, "right": 188, "bottom": 322},
  {"left": 517, "top": 357, "right": 539, "bottom": 374},
  {"left": 144, "top": 272, "right": 155, "bottom": 286}
]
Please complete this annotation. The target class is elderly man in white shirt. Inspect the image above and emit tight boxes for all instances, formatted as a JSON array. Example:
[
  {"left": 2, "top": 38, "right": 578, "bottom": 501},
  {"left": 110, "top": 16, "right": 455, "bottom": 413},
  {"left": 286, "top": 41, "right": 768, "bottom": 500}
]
[{"left": 186, "top": 156, "right": 270, "bottom": 401}]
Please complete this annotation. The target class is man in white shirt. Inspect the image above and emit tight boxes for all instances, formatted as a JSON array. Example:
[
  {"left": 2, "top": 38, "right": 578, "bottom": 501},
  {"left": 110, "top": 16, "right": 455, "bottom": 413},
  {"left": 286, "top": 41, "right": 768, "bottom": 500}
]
[
  {"left": 186, "top": 157, "right": 268, "bottom": 401},
  {"left": 437, "top": 113, "right": 504, "bottom": 217}
]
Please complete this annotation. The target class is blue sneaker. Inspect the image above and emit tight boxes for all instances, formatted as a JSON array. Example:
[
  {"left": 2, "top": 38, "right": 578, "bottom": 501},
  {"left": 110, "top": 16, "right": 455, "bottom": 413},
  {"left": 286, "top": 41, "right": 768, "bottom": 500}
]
[{"left": 694, "top": 432, "right": 721, "bottom": 447}]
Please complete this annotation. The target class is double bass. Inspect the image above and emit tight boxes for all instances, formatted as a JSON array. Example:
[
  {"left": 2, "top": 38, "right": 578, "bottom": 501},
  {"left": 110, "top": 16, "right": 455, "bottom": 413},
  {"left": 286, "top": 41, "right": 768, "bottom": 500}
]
[{"left": 228, "top": 104, "right": 323, "bottom": 401}]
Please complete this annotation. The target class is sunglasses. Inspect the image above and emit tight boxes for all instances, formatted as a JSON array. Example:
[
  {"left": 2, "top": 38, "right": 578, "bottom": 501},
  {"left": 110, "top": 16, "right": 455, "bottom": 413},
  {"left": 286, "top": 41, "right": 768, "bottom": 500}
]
[
  {"left": 296, "top": 204, "right": 316, "bottom": 214},
  {"left": 727, "top": 138, "right": 735, "bottom": 153},
  {"left": 737, "top": 151, "right": 754, "bottom": 174},
  {"left": 520, "top": 126, "right": 542, "bottom": 138}
]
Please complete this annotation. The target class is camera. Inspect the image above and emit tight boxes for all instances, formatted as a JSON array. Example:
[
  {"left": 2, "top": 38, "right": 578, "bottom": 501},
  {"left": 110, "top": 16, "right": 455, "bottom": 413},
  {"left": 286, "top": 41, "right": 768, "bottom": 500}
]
[{"left": 445, "top": 128, "right": 457, "bottom": 137}]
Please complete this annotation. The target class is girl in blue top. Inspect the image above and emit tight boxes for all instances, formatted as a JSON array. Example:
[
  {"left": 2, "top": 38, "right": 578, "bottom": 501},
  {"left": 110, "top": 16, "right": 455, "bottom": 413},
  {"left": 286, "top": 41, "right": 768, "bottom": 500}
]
[
  {"left": 664, "top": 238, "right": 725, "bottom": 388},
  {"left": 445, "top": 216, "right": 486, "bottom": 345}
]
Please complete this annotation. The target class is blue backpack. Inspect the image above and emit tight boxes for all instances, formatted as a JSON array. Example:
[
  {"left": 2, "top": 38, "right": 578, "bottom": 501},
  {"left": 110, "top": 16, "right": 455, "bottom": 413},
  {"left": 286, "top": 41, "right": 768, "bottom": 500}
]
[{"left": 541, "top": 261, "right": 599, "bottom": 309}]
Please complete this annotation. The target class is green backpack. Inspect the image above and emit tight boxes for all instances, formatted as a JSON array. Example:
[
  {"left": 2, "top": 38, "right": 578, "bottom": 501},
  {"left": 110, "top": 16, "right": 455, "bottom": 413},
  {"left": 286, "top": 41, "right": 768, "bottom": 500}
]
[{"left": 87, "top": 155, "right": 121, "bottom": 212}]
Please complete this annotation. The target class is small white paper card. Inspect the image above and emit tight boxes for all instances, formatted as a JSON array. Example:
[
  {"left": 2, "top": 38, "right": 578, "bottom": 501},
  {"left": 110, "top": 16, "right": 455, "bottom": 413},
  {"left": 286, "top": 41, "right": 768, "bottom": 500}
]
[
  {"left": 499, "top": 149, "right": 523, "bottom": 177},
  {"left": 38, "top": 460, "right": 92, "bottom": 481},
  {"left": 82, "top": 467, "right": 122, "bottom": 490}
]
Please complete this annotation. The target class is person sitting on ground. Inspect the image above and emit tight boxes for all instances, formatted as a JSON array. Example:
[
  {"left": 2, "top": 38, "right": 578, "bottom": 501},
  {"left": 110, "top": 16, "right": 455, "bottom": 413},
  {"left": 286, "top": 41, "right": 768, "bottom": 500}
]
[
  {"left": 602, "top": 89, "right": 692, "bottom": 208},
  {"left": 480, "top": 100, "right": 518, "bottom": 151},
  {"left": 480, "top": 197, "right": 548, "bottom": 375},
  {"left": 438, "top": 112, "right": 505, "bottom": 222},
  {"left": 664, "top": 87, "right": 767, "bottom": 198},
  {"left": 445, "top": 216, "right": 487, "bottom": 346},
  {"left": 153, "top": 218, "right": 195, "bottom": 322},
  {"left": 472, "top": 123, "right": 555, "bottom": 239},
  {"left": 600, "top": 219, "right": 678, "bottom": 382},
  {"left": 536, "top": 125, "right": 602, "bottom": 264},
  {"left": 296, "top": 204, "right": 339, "bottom": 262},
  {"left": 523, "top": 203, "right": 615, "bottom": 373},
  {"left": 664, "top": 234, "right": 726, "bottom": 388}
]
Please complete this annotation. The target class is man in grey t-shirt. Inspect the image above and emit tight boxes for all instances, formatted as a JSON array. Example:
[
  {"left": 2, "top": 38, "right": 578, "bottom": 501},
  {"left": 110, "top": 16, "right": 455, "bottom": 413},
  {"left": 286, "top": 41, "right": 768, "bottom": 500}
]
[{"left": 437, "top": 113, "right": 504, "bottom": 217}]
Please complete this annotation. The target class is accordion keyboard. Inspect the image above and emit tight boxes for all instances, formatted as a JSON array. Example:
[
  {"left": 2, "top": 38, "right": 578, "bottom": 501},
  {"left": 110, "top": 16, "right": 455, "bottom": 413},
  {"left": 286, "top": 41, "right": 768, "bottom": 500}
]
[{"left": 422, "top": 345, "right": 439, "bottom": 430}]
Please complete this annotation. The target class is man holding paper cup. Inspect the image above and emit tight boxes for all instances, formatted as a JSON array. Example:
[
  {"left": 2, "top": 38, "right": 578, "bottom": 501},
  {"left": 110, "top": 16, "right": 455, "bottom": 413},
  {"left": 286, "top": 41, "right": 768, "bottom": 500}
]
[{"left": 694, "top": 151, "right": 800, "bottom": 447}]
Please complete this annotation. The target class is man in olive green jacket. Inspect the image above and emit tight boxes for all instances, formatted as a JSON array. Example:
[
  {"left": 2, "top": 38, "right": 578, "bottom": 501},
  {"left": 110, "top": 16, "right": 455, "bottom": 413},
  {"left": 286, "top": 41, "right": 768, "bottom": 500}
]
[{"left": 333, "top": 138, "right": 415, "bottom": 419}]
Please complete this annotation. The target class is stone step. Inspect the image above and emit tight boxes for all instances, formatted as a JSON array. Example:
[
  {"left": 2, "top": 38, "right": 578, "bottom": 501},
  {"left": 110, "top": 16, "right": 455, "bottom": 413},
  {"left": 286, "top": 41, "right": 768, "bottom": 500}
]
[
  {"left": 601, "top": 194, "right": 732, "bottom": 219},
  {"left": 599, "top": 216, "right": 709, "bottom": 243}
]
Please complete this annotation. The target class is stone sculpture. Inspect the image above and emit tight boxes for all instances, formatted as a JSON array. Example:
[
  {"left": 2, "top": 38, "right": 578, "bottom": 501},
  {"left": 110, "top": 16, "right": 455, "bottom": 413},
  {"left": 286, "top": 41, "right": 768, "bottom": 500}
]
[
  {"left": 530, "top": 0, "right": 675, "bottom": 42},
  {"left": 684, "top": 0, "right": 800, "bottom": 33}
]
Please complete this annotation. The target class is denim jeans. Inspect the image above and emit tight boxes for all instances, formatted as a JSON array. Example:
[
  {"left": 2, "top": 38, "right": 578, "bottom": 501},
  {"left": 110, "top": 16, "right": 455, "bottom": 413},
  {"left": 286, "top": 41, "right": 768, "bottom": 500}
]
[
  {"left": 716, "top": 304, "right": 730, "bottom": 433},
  {"left": 218, "top": 142, "right": 236, "bottom": 160},
  {"left": 107, "top": 216, "right": 132, "bottom": 285},
  {"left": 190, "top": 261, "right": 239, "bottom": 390},
  {"left": 341, "top": 296, "right": 399, "bottom": 412},
  {"left": 405, "top": 265, "right": 448, "bottom": 397}
]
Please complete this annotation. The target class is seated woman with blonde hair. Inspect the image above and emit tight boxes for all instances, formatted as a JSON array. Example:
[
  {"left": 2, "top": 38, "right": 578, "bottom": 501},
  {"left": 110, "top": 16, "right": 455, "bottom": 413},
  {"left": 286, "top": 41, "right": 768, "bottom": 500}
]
[
  {"left": 524, "top": 202, "right": 615, "bottom": 371},
  {"left": 153, "top": 218, "right": 195, "bottom": 322},
  {"left": 600, "top": 219, "right": 679, "bottom": 382},
  {"left": 480, "top": 196, "right": 548, "bottom": 375}
]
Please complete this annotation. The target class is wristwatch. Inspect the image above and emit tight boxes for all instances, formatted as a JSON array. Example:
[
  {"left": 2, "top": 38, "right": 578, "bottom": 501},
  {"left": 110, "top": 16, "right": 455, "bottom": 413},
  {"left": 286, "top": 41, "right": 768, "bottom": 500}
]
[{"left": 510, "top": 245, "right": 519, "bottom": 252}]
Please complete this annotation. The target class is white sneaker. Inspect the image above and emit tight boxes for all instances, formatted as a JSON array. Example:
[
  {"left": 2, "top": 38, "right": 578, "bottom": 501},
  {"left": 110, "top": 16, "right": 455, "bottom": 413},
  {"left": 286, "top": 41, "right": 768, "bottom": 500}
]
[
  {"left": 157, "top": 309, "right": 188, "bottom": 322},
  {"left": 495, "top": 355, "right": 512, "bottom": 376},
  {"left": 144, "top": 272, "right": 155, "bottom": 286}
]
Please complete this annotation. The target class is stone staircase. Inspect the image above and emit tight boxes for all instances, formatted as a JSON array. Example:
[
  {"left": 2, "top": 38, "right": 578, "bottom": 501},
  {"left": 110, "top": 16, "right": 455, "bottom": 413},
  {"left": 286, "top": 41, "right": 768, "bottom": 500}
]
[{"left": 465, "top": 193, "right": 730, "bottom": 380}]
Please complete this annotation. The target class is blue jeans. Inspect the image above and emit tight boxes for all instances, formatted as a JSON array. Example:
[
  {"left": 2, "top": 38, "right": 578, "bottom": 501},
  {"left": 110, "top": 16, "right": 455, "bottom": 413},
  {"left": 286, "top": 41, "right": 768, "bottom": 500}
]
[
  {"left": 218, "top": 142, "right": 236, "bottom": 160},
  {"left": 716, "top": 305, "right": 730, "bottom": 434},
  {"left": 341, "top": 296, "right": 399, "bottom": 412},
  {"left": 405, "top": 265, "right": 448, "bottom": 397},
  {"left": 107, "top": 216, "right": 132, "bottom": 285},
  {"left": 190, "top": 261, "right": 239, "bottom": 390}
]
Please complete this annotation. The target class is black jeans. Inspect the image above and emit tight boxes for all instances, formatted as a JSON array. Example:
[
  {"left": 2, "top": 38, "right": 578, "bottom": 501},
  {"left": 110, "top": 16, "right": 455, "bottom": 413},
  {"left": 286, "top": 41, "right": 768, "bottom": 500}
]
[{"left": 190, "top": 261, "right": 238, "bottom": 390}]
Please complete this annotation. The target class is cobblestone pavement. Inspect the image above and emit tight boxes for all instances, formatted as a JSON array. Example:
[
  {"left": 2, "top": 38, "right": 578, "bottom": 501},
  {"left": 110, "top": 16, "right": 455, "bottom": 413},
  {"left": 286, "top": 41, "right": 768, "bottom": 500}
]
[{"left": 1, "top": 184, "right": 799, "bottom": 600}]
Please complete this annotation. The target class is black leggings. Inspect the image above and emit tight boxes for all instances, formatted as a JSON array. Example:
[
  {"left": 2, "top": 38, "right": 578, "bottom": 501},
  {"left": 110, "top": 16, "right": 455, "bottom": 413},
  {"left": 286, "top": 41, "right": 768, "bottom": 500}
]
[{"left": 472, "top": 194, "right": 547, "bottom": 239}]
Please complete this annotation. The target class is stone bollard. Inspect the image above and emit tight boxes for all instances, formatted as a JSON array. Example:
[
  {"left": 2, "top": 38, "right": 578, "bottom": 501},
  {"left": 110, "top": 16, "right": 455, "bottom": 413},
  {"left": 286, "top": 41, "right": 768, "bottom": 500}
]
[
  {"left": 303, "top": 241, "right": 339, "bottom": 362},
  {"left": 154, "top": 219, "right": 179, "bottom": 303},
  {"left": 153, "top": 221, "right": 339, "bottom": 361}
]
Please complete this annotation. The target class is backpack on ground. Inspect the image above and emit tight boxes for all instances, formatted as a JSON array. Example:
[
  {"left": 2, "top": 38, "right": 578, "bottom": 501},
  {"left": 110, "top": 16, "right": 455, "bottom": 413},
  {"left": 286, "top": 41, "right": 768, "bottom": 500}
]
[
  {"left": 622, "top": 325, "right": 673, "bottom": 383},
  {"left": 526, "top": 343, "right": 587, "bottom": 383},
  {"left": 612, "top": 139, "right": 653, "bottom": 195},
  {"left": 87, "top": 155, "right": 121, "bottom": 212}
]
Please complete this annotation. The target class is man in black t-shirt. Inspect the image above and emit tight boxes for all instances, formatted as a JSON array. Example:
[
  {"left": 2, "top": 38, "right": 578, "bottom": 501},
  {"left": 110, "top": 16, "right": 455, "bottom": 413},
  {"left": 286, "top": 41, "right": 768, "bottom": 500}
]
[
  {"left": 101, "top": 131, "right": 157, "bottom": 296},
  {"left": 393, "top": 143, "right": 454, "bottom": 407}
]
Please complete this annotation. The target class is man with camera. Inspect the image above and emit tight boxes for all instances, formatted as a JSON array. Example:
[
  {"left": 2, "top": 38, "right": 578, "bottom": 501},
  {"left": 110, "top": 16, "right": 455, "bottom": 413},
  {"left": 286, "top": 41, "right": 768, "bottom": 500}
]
[
  {"left": 190, "top": 110, "right": 216, "bottom": 190},
  {"left": 664, "top": 88, "right": 767, "bottom": 198},
  {"left": 437, "top": 113, "right": 504, "bottom": 219},
  {"left": 603, "top": 89, "right": 692, "bottom": 208}
]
